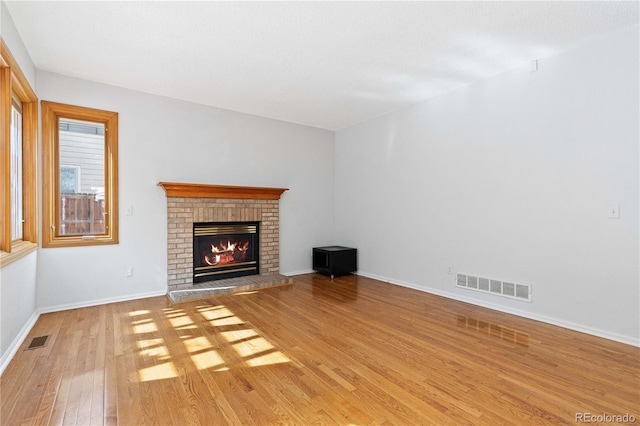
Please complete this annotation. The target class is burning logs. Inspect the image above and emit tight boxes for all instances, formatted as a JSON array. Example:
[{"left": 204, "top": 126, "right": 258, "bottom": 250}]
[{"left": 203, "top": 241, "right": 250, "bottom": 266}]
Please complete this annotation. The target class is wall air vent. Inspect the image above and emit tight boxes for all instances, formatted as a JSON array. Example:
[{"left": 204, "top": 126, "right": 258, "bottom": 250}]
[{"left": 456, "top": 273, "right": 531, "bottom": 302}]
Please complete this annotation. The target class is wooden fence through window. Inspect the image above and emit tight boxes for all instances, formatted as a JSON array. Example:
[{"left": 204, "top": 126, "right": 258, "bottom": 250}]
[{"left": 60, "top": 193, "right": 105, "bottom": 235}]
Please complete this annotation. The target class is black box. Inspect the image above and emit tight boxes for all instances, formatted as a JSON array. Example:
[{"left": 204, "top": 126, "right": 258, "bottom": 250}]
[{"left": 312, "top": 246, "right": 357, "bottom": 278}]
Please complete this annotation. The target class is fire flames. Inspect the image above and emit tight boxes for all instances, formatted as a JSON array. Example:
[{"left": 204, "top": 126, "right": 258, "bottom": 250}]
[{"left": 204, "top": 240, "right": 250, "bottom": 266}]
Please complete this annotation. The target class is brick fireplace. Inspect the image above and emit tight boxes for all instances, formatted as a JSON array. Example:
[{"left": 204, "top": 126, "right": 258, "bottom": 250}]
[{"left": 158, "top": 182, "right": 288, "bottom": 293}]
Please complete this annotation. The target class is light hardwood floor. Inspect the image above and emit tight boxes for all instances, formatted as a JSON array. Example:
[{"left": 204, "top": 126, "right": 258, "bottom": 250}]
[{"left": 2, "top": 273, "right": 639, "bottom": 425}]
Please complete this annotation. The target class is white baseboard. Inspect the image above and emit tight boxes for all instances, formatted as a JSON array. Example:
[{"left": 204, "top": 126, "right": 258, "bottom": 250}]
[
  {"left": 282, "top": 269, "right": 315, "bottom": 276},
  {"left": 356, "top": 271, "right": 640, "bottom": 348},
  {"left": 0, "top": 310, "right": 40, "bottom": 376},
  {"left": 38, "top": 290, "right": 168, "bottom": 314}
]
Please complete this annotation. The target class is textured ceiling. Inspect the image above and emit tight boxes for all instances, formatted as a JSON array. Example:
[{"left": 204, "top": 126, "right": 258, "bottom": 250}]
[{"left": 4, "top": 1, "right": 639, "bottom": 131}]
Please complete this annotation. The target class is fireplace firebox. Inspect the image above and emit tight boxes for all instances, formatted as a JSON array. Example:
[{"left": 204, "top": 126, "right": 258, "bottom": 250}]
[{"left": 193, "top": 221, "right": 259, "bottom": 283}]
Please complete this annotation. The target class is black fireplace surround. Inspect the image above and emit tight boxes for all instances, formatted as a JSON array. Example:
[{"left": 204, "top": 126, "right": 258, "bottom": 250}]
[{"left": 193, "top": 221, "right": 260, "bottom": 283}]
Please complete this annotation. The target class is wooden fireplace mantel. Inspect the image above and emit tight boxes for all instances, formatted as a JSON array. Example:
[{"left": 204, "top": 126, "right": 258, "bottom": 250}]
[{"left": 158, "top": 182, "right": 289, "bottom": 200}]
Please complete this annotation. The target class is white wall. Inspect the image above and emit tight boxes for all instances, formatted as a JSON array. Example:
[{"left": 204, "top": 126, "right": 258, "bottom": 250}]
[
  {"left": 335, "top": 25, "right": 640, "bottom": 344},
  {"left": 0, "top": 1, "right": 35, "bottom": 87},
  {"left": 0, "top": 1, "right": 39, "bottom": 370},
  {"left": 36, "top": 71, "right": 335, "bottom": 310},
  {"left": 0, "top": 253, "right": 38, "bottom": 365}
]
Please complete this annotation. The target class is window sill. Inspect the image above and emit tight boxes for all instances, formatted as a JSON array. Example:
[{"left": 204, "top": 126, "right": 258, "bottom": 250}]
[
  {"left": 42, "top": 235, "right": 118, "bottom": 248},
  {"left": 0, "top": 241, "right": 38, "bottom": 267}
]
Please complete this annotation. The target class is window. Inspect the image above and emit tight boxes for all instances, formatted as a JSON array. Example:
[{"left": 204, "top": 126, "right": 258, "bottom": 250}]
[
  {"left": 42, "top": 101, "right": 119, "bottom": 247},
  {"left": 10, "top": 99, "right": 23, "bottom": 240},
  {"left": 0, "top": 39, "right": 38, "bottom": 266}
]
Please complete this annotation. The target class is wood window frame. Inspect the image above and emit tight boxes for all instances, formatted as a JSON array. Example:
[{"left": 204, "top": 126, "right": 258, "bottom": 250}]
[
  {"left": 41, "top": 101, "right": 119, "bottom": 248},
  {"left": 0, "top": 38, "right": 38, "bottom": 267}
]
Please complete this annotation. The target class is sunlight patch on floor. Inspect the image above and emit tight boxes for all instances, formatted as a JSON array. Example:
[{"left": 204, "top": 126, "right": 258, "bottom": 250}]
[
  {"left": 128, "top": 303, "right": 295, "bottom": 375},
  {"left": 183, "top": 336, "right": 213, "bottom": 352},
  {"left": 220, "top": 329, "right": 258, "bottom": 343},
  {"left": 245, "top": 351, "right": 290, "bottom": 367},
  {"left": 133, "top": 321, "right": 158, "bottom": 334},
  {"left": 213, "top": 366, "right": 230, "bottom": 372},
  {"left": 232, "top": 337, "right": 275, "bottom": 358},
  {"left": 137, "top": 362, "right": 178, "bottom": 382},
  {"left": 191, "top": 350, "right": 226, "bottom": 370},
  {"left": 180, "top": 319, "right": 226, "bottom": 370},
  {"left": 200, "top": 307, "right": 244, "bottom": 326},
  {"left": 169, "top": 315, "right": 196, "bottom": 329},
  {"left": 212, "top": 316, "right": 245, "bottom": 326},
  {"left": 137, "top": 338, "right": 170, "bottom": 361},
  {"left": 205, "top": 305, "right": 292, "bottom": 368}
]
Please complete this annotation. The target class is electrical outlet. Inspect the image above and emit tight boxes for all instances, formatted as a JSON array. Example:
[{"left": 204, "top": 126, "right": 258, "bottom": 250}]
[
  {"left": 126, "top": 267, "right": 134, "bottom": 277},
  {"left": 447, "top": 265, "right": 454, "bottom": 275}
]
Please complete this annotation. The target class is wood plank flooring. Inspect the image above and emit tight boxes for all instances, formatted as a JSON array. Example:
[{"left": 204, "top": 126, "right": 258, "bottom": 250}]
[{"left": 2, "top": 273, "right": 639, "bottom": 425}]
